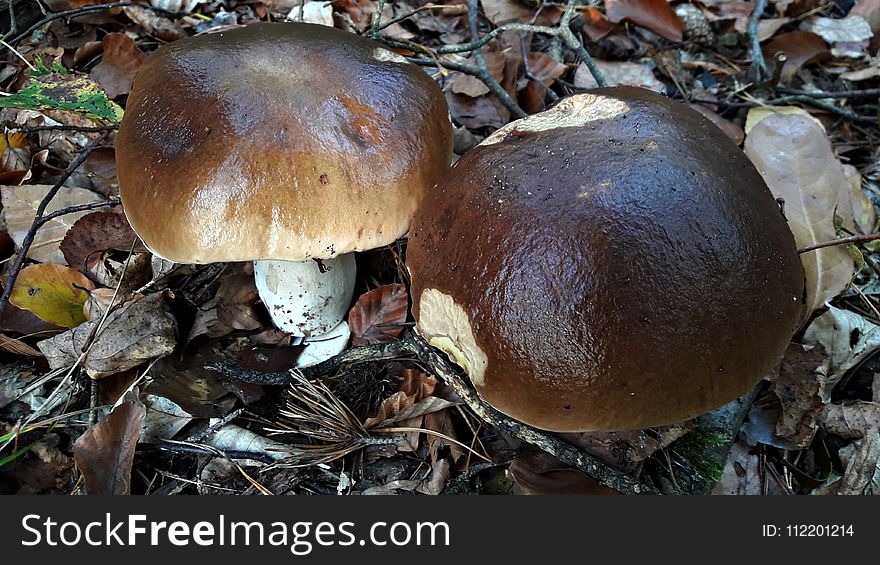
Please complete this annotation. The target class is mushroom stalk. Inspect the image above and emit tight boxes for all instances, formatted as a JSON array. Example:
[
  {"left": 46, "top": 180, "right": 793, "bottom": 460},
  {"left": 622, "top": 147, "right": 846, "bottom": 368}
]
[{"left": 254, "top": 254, "right": 356, "bottom": 338}]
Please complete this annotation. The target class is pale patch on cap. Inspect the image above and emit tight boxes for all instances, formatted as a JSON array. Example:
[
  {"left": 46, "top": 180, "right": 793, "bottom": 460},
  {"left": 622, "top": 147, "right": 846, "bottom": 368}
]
[
  {"left": 416, "top": 288, "right": 488, "bottom": 385},
  {"left": 481, "top": 94, "right": 630, "bottom": 146},
  {"left": 372, "top": 47, "right": 411, "bottom": 64}
]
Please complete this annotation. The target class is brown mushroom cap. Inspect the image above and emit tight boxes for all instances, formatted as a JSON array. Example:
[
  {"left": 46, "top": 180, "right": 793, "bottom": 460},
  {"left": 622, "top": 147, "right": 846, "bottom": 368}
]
[
  {"left": 406, "top": 87, "right": 805, "bottom": 432},
  {"left": 116, "top": 22, "right": 452, "bottom": 264}
]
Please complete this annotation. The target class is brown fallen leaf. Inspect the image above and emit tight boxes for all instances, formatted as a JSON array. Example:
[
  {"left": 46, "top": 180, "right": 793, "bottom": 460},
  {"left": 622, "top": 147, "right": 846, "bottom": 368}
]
[
  {"left": 803, "top": 307, "right": 880, "bottom": 393},
  {"left": 835, "top": 430, "right": 880, "bottom": 495},
  {"left": 574, "top": 59, "right": 666, "bottom": 91},
  {"left": 744, "top": 114, "right": 857, "bottom": 317},
  {"left": 852, "top": 0, "right": 880, "bottom": 34},
  {"left": 822, "top": 402, "right": 880, "bottom": 439},
  {"left": 348, "top": 283, "right": 408, "bottom": 346},
  {"left": 509, "top": 450, "right": 621, "bottom": 495},
  {"left": 73, "top": 399, "right": 145, "bottom": 495},
  {"left": 447, "top": 91, "right": 509, "bottom": 130},
  {"left": 762, "top": 31, "right": 830, "bottom": 82},
  {"left": 479, "top": 0, "right": 563, "bottom": 26},
  {"left": 605, "top": 0, "right": 684, "bottom": 42},
  {"left": 1, "top": 184, "right": 105, "bottom": 264},
  {"left": 123, "top": 5, "right": 186, "bottom": 41},
  {"left": 582, "top": 6, "right": 616, "bottom": 40},
  {"left": 37, "top": 291, "right": 178, "bottom": 378},
  {"left": 688, "top": 103, "right": 744, "bottom": 145},
  {"left": 60, "top": 209, "right": 146, "bottom": 275},
  {"left": 83, "top": 146, "right": 117, "bottom": 196},
  {"left": 560, "top": 425, "right": 689, "bottom": 475},
  {"left": 772, "top": 342, "right": 829, "bottom": 447},
  {"left": 9, "top": 263, "right": 96, "bottom": 328},
  {"left": 89, "top": 33, "right": 147, "bottom": 98}
]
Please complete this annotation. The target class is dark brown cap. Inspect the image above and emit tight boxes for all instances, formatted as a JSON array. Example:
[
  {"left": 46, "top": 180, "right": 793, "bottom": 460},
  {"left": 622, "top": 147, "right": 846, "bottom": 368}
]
[
  {"left": 406, "top": 87, "right": 805, "bottom": 432},
  {"left": 116, "top": 23, "right": 452, "bottom": 264}
]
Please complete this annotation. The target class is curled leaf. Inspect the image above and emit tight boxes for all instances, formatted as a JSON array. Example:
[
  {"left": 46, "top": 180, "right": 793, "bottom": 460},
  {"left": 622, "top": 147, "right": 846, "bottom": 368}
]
[{"left": 348, "top": 283, "right": 409, "bottom": 346}]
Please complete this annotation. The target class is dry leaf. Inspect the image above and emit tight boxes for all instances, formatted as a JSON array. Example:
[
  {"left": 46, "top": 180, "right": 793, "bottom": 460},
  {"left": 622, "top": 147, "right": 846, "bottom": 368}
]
[
  {"left": 479, "top": 0, "right": 562, "bottom": 26},
  {"left": 1, "top": 184, "right": 105, "bottom": 264},
  {"left": 744, "top": 105, "right": 824, "bottom": 136},
  {"left": 688, "top": 104, "right": 744, "bottom": 145},
  {"left": 762, "top": 31, "right": 830, "bottom": 81},
  {"left": 574, "top": 60, "right": 665, "bottom": 91},
  {"left": 803, "top": 306, "right": 880, "bottom": 391},
  {"left": 447, "top": 91, "right": 509, "bottom": 130},
  {"left": 840, "top": 66, "right": 880, "bottom": 81},
  {"left": 822, "top": 402, "right": 880, "bottom": 439},
  {"left": 348, "top": 283, "right": 408, "bottom": 346},
  {"left": 60, "top": 209, "right": 145, "bottom": 274},
  {"left": 744, "top": 114, "right": 856, "bottom": 317},
  {"left": 286, "top": 1, "right": 334, "bottom": 26},
  {"left": 835, "top": 430, "right": 880, "bottom": 495},
  {"left": 123, "top": 5, "right": 186, "bottom": 41},
  {"left": 450, "top": 72, "right": 491, "bottom": 98},
  {"left": 37, "top": 291, "right": 178, "bottom": 378},
  {"left": 772, "top": 343, "right": 829, "bottom": 446},
  {"left": 582, "top": 6, "right": 616, "bottom": 40},
  {"left": 806, "top": 15, "right": 873, "bottom": 44},
  {"left": 852, "top": 0, "right": 880, "bottom": 33},
  {"left": 141, "top": 394, "right": 193, "bottom": 443},
  {"left": 560, "top": 426, "right": 688, "bottom": 474},
  {"left": 9, "top": 263, "right": 96, "bottom": 328},
  {"left": 73, "top": 399, "right": 145, "bottom": 495},
  {"left": 89, "top": 33, "right": 147, "bottom": 98},
  {"left": 605, "top": 0, "right": 684, "bottom": 42},
  {"left": 509, "top": 450, "right": 620, "bottom": 495}
]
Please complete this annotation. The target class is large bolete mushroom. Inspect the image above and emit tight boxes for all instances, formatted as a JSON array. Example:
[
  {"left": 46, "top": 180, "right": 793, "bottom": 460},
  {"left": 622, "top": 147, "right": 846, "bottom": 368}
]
[
  {"left": 406, "top": 87, "right": 805, "bottom": 432},
  {"left": 116, "top": 23, "right": 452, "bottom": 364}
]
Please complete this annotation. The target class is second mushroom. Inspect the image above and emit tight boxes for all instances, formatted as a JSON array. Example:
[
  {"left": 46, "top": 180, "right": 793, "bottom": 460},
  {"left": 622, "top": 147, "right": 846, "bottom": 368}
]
[{"left": 115, "top": 23, "right": 452, "bottom": 365}]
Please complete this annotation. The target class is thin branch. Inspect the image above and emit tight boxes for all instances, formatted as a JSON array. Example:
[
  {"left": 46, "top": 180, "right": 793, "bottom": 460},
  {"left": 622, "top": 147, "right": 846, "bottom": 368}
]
[
  {"left": 777, "top": 86, "right": 880, "bottom": 99},
  {"left": 769, "top": 95, "right": 876, "bottom": 123},
  {"left": 465, "top": 0, "right": 527, "bottom": 118},
  {"left": 798, "top": 231, "right": 880, "bottom": 254},
  {"left": 748, "top": 0, "right": 769, "bottom": 82},
  {"left": 40, "top": 199, "right": 120, "bottom": 223},
  {"left": 12, "top": 124, "right": 119, "bottom": 133},
  {"left": 0, "top": 133, "right": 111, "bottom": 316}
]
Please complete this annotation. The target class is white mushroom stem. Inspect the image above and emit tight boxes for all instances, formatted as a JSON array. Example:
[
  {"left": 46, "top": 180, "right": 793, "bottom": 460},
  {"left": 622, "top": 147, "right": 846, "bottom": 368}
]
[
  {"left": 292, "top": 320, "right": 352, "bottom": 368},
  {"left": 253, "top": 254, "right": 356, "bottom": 338}
]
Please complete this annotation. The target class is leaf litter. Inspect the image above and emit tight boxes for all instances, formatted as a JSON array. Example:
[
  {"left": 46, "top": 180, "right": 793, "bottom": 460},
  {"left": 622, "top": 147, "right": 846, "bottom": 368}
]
[{"left": 3, "top": 0, "right": 880, "bottom": 496}]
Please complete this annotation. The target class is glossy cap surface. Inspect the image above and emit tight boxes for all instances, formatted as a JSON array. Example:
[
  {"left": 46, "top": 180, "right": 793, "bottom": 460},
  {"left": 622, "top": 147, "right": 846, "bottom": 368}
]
[
  {"left": 407, "top": 87, "right": 805, "bottom": 432},
  {"left": 117, "top": 23, "right": 452, "bottom": 263}
]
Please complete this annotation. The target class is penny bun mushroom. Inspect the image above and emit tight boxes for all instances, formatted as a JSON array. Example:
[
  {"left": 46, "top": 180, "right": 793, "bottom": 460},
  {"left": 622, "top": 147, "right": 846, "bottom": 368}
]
[
  {"left": 116, "top": 23, "right": 452, "bottom": 365},
  {"left": 406, "top": 87, "right": 805, "bottom": 432}
]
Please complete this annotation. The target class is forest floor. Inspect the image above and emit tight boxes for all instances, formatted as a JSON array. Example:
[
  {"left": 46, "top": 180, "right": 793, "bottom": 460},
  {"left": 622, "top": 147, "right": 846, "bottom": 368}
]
[{"left": 1, "top": 0, "right": 879, "bottom": 495}]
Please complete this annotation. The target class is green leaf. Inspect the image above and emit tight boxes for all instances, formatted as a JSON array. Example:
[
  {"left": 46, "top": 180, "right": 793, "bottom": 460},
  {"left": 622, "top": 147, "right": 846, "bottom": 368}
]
[{"left": 0, "top": 72, "right": 123, "bottom": 124}]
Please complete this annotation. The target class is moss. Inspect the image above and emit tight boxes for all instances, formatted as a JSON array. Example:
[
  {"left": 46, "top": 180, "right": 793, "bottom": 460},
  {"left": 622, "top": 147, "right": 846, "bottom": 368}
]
[{"left": 670, "top": 429, "right": 728, "bottom": 488}]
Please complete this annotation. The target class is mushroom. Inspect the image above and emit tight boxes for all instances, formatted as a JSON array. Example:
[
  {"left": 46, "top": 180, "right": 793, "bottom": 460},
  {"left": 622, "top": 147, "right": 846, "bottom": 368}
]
[
  {"left": 406, "top": 87, "right": 805, "bottom": 432},
  {"left": 116, "top": 23, "right": 452, "bottom": 365}
]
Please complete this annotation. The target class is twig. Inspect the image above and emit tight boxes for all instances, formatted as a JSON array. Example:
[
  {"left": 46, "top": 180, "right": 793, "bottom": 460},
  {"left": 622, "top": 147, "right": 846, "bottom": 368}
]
[
  {"left": 777, "top": 86, "right": 880, "bottom": 99},
  {"left": 0, "top": 133, "right": 111, "bottom": 316},
  {"left": 798, "top": 231, "right": 880, "bottom": 254},
  {"left": 208, "top": 334, "right": 659, "bottom": 495},
  {"left": 372, "top": 0, "right": 607, "bottom": 118},
  {"left": 770, "top": 95, "right": 876, "bottom": 123},
  {"left": 12, "top": 125, "right": 119, "bottom": 133},
  {"left": 748, "top": 0, "right": 769, "bottom": 82},
  {"left": 465, "top": 0, "right": 526, "bottom": 118}
]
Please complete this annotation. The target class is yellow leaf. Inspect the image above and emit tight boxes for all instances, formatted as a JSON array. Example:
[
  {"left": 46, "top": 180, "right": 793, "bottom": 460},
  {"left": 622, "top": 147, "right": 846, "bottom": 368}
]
[
  {"left": 0, "top": 132, "right": 28, "bottom": 153},
  {"left": 9, "top": 264, "right": 96, "bottom": 328}
]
